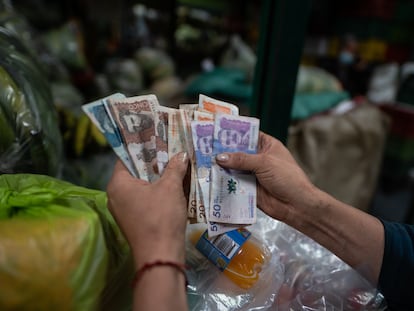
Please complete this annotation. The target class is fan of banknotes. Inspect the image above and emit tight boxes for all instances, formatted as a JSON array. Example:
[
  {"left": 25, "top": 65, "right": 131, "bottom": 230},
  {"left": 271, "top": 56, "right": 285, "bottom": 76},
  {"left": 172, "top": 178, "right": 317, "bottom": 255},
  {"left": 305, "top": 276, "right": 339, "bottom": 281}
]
[{"left": 82, "top": 93, "right": 260, "bottom": 237}]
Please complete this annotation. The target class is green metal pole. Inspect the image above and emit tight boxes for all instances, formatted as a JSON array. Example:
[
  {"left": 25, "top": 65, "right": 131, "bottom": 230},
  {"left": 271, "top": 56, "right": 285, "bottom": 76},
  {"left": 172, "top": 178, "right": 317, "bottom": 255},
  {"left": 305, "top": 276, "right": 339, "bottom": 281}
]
[{"left": 251, "top": 0, "right": 311, "bottom": 143}]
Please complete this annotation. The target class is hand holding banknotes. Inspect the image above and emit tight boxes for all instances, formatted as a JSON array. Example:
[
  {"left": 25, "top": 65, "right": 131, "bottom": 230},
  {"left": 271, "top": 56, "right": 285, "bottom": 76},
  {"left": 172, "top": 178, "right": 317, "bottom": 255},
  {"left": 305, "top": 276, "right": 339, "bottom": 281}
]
[
  {"left": 216, "top": 131, "right": 384, "bottom": 286},
  {"left": 216, "top": 131, "right": 314, "bottom": 223},
  {"left": 107, "top": 152, "right": 189, "bottom": 311},
  {"left": 94, "top": 92, "right": 412, "bottom": 309}
]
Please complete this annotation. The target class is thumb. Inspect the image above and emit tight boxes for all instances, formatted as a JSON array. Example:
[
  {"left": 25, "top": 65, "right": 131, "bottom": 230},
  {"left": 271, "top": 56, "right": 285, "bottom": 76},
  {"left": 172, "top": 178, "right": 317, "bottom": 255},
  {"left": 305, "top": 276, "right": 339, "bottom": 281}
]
[
  {"left": 160, "top": 152, "right": 189, "bottom": 184},
  {"left": 215, "top": 152, "right": 261, "bottom": 173}
]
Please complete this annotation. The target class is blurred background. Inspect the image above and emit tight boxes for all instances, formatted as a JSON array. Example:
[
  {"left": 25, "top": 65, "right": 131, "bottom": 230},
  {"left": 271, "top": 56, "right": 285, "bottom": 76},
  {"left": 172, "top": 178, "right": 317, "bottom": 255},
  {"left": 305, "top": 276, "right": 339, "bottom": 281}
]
[{"left": 1, "top": 0, "right": 414, "bottom": 224}]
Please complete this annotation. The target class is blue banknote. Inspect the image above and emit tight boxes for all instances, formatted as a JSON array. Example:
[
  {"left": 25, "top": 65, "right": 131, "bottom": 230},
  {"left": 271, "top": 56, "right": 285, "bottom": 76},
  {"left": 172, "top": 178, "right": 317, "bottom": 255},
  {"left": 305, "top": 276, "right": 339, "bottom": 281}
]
[{"left": 82, "top": 93, "right": 137, "bottom": 177}]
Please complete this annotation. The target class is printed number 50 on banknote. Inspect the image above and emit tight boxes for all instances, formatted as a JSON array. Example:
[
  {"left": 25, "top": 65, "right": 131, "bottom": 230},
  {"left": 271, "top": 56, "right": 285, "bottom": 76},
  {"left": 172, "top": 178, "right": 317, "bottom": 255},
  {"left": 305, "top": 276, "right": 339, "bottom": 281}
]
[{"left": 209, "top": 114, "right": 260, "bottom": 225}]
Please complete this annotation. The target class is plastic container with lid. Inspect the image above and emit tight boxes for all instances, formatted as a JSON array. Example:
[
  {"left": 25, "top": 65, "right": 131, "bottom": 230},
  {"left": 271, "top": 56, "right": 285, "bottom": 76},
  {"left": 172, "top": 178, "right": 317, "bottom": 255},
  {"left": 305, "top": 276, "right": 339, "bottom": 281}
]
[{"left": 189, "top": 227, "right": 271, "bottom": 289}]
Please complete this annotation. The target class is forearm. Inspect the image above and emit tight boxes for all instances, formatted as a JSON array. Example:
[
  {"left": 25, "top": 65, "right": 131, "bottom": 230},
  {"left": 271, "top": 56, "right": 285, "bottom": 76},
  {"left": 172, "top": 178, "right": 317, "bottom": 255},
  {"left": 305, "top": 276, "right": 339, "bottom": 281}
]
[
  {"left": 133, "top": 265, "right": 188, "bottom": 311},
  {"left": 132, "top": 243, "right": 188, "bottom": 311},
  {"left": 285, "top": 187, "right": 384, "bottom": 285}
]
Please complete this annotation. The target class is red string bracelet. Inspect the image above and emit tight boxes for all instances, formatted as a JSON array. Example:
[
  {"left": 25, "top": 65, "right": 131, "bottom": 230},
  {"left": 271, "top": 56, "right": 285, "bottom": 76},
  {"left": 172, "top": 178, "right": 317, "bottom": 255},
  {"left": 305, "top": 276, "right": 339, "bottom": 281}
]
[{"left": 131, "top": 260, "right": 189, "bottom": 288}]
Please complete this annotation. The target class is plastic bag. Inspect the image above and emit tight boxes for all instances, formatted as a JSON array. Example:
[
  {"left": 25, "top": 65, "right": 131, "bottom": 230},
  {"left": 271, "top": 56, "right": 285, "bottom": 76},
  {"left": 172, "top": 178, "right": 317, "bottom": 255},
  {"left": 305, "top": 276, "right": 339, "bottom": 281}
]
[
  {"left": 186, "top": 223, "right": 284, "bottom": 311},
  {"left": 0, "top": 174, "right": 132, "bottom": 311},
  {"left": 186, "top": 210, "right": 386, "bottom": 311},
  {"left": 0, "top": 26, "right": 63, "bottom": 176},
  {"left": 268, "top": 221, "right": 386, "bottom": 310}
]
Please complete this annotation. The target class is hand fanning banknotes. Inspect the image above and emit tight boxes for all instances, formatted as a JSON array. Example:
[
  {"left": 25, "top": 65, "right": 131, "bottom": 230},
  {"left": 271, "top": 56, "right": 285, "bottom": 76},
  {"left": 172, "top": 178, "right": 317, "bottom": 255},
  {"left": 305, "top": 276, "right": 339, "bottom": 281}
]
[{"left": 82, "top": 93, "right": 259, "bottom": 237}]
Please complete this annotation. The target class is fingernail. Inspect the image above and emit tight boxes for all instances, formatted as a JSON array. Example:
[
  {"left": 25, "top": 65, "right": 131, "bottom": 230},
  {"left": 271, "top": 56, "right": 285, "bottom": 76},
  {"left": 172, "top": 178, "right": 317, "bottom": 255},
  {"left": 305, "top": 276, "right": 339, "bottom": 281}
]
[
  {"left": 177, "top": 152, "right": 188, "bottom": 163},
  {"left": 216, "top": 153, "right": 229, "bottom": 162}
]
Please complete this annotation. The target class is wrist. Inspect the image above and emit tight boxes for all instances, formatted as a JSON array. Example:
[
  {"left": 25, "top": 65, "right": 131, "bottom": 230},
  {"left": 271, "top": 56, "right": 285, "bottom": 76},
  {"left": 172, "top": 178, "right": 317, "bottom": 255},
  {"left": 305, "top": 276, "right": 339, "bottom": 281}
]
[
  {"left": 132, "top": 260, "right": 188, "bottom": 288},
  {"left": 132, "top": 242, "right": 186, "bottom": 268},
  {"left": 285, "top": 185, "right": 352, "bottom": 251},
  {"left": 285, "top": 185, "right": 329, "bottom": 230}
]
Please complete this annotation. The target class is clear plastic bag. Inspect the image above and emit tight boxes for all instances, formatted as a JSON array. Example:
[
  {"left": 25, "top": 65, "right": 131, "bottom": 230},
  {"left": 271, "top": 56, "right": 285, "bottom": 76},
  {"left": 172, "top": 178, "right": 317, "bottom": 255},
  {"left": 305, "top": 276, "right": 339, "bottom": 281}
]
[
  {"left": 270, "top": 221, "right": 387, "bottom": 311},
  {"left": 186, "top": 223, "right": 284, "bottom": 311},
  {"left": 185, "top": 211, "right": 387, "bottom": 311}
]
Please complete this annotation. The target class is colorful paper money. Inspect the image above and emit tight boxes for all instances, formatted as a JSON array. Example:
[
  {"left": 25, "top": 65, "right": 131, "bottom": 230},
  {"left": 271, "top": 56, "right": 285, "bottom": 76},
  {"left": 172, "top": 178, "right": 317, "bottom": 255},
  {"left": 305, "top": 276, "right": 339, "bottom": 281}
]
[
  {"left": 82, "top": 93, "right": 260, "bottom": 236},
  {"left": 82, "top": 93, "right": 137, "bottom": 177},
  {"left": 194, "top": 110, "right": 214, "bottom": 121},
  {"left": 154, "top": 106, "right": 171, "bottom": 175},
  {"left": 191, "top": 121, "right": 214, "bottom": 207},
  {"left": 209, "top": 113, "right": 260, "bottom": 225},
  {"left": 199, "top": 94, "right": 239, "bottom": 115},
  {"left": 106, "top": 95, "right": 160, "bottom": 182},
  {"left": 167, "top": 109, "right": 186, "bottom": 158}
]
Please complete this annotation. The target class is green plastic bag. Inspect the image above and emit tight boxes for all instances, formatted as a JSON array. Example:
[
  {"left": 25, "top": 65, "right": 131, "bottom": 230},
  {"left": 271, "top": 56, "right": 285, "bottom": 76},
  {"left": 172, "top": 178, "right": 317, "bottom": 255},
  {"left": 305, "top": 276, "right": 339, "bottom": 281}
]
[{"left": 0, "top": 174, "right": 132, "bottom": 311}]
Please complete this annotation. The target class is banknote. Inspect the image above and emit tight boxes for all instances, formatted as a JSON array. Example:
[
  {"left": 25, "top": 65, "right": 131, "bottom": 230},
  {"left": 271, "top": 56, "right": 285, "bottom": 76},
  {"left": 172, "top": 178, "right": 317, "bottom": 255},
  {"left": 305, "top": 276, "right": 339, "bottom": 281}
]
[
  {"left": 194, "top": 110, "right": 214, "bottom": 121},
  {"left": 182, "top": 107, "right": 217, "bottom": 224},
  {"left": 195, "top": 179, "right": 206, "bottom": 223},
  {"left": 154, "top": 106, "right": 172, "bottom": 175},
  {"left": 179, "top": 103, "right": 198, "bottom": 118},
  {"left": 191, "top": 121, "right": 242, "bottom": 235},
  {"left": 178, "top": 109, "right": 195, "bottom": 157},
  {"left": 164, "top": 108, "right": 196, "bottom": 218},
  {"left": 209, "top": 113, "right": 260, "bottom": 224},
  {"left": 179, "top": 109, "right": 199, "bottom": 219},
  {"left": 198, "top": 94, "right": 239, "bottom": 115},
  {"left": 191, "top": 121, "right": 214, "bottom": 207},
  {"left": 167, "top": 109, "right": 186, "bottom": 158},
  {"left": 106, "top": 95, "right": 160, "bottom": 182},
  {"left": 188, "top": 161, "right": 197, "bottom": 219},
  {"left": 82, "top": 93, "right": 137, "bottom": 177},
  {"left": 83, "top": 92, "right": 260, "bottom": 229},
  {"left": 208, "top": 221, "right": 246, "bottom": 237}
]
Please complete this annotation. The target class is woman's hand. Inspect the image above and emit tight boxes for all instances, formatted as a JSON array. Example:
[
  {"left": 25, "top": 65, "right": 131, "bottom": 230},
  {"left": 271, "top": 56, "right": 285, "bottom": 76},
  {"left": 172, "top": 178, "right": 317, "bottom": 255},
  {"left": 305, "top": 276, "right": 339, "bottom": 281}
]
[
  {"left": 216, "top": 132, "right": 316, "bottom": 223},
  {"left": 216, "top": 131, "right": 384, "bottom": 285},
  {"left": 107, "top": 152, "right": 189, "bottom": 266}
]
